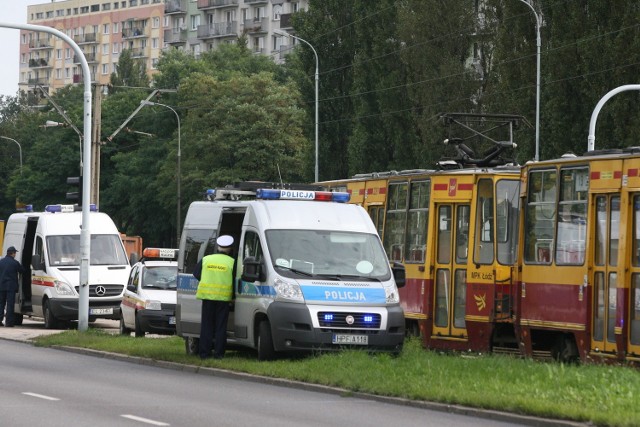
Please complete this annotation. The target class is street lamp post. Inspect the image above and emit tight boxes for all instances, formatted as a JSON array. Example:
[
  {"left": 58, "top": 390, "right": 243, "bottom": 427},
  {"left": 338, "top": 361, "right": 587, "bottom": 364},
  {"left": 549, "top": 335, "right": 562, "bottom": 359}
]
[
  {"left": 140, "top": 101, "right": 181, "bottom": 245},
  {"left": 0, "top": 136, "right": 23, "bottom": 175},
  {"left": 516, "top": 0, "right": 542, "bottom": 162},
  {"left": 274, "top": 29, "right": 319, "bottom": 182}
]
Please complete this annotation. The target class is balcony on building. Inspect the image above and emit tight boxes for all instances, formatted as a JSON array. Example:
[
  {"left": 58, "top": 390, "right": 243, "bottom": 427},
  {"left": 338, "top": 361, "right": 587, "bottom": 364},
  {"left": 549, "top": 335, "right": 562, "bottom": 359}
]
[
  {"left": 28, "top": 58, "right": 52, "bottom": 69},
  {"left": 197, "top": 21, "right": 237, "bottom": 39},
  {"left": 245, "top": 0, "right": 268, "bottom": 3},
  {"left": 27, "top": 77, "right": 50, "bottom": 86},
  {"left": 29, "top": 38, "right": 53, "bottom": 50},
  {"left": 73, "top": 53, "right": 97, "bottom": 63},
  {"left": 164, "top": 27, "right": 188, "bottom": 44},
  {"left": 243, "top": 17, "right": 268, "bottom": 34},
  {"left": 165, "top": 0, "right": 187, "bottom": 14},
  {"left": 279, "top": 13, "right": 293, "bottom": 29},
  {"left": 122, "top": 21, "right": 148, "bottom": 39},
  {"left": 197, "top": 0, "right": 238, "bottom": 11},
  {"left": 73, "top": 72, "right": 96, "bottom": 83},
  {"left": 73, "top": 32, "right": 99, "bottom": 45},
  {"left": 130, "top": 47, "right": 148, "bottom": 58}
]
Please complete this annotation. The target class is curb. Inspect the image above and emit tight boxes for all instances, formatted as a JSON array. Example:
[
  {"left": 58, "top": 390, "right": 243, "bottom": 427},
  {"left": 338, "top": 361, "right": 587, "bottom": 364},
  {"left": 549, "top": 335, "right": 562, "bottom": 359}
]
[{"left": 46, "top": 344, "right": 589, "bottom": 427}]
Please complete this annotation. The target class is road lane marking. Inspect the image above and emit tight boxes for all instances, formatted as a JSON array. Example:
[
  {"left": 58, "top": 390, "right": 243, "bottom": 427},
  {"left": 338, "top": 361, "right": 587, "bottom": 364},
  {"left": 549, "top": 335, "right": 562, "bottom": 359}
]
[
  {"left": 22, "top": 392, "right": 60, "bottom": 401},
  {"left": 121, "top": 415, "right": 170, "bottom": 426}
]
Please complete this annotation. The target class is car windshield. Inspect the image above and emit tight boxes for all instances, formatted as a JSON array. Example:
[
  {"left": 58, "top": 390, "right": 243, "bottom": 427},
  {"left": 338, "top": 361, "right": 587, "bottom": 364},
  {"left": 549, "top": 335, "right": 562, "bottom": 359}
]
[
  {"left": 142, "top": 265, "right": 177, "bottom": 290},
  {"left": 265, "top": 230, "right": 391, "bottom": 280},
  {"left": 47, "top": 234, "right": 129, "bottom": 266}
]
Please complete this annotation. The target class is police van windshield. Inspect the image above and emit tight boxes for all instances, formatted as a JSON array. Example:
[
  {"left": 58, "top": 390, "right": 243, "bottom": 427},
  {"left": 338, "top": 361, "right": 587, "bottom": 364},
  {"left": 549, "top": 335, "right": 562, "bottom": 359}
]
[
  {"left": 47, "top": 234, "right": 129, "bottom": 266},
  {"left": 265, "top": 230, "right": 391, "bottom": 280}
]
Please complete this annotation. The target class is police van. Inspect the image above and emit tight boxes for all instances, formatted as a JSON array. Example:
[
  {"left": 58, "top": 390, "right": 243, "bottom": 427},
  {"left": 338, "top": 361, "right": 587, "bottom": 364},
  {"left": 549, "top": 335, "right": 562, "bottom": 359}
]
[
  {"left": 2, "top": 204, "right": 131, "bottom": 328},
  {"left": 176, "top": 183, "right": 406, "bottom": 360},
  {"left": 120, "top": 247, "right": 178, "bottom": 337}
]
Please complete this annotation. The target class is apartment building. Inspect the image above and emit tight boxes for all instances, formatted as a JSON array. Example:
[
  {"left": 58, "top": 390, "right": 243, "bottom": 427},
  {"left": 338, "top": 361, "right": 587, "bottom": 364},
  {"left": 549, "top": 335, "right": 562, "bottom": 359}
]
[{"left": 20, "top": 0, "right": 308, "bottom": 95}]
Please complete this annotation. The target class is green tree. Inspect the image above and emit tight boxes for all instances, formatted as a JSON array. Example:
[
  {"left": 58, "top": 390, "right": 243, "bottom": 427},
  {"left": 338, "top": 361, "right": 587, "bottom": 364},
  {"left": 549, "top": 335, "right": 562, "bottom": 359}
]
[{"left": 110, "top": 49, "right": 150, "bottom": 91}]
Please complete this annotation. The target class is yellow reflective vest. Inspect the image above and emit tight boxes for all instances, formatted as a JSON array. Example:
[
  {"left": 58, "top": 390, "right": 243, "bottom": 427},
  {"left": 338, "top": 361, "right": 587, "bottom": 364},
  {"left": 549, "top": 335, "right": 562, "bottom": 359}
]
[{"left": 196, "top": 253, "right": 235, "bottom": 301}]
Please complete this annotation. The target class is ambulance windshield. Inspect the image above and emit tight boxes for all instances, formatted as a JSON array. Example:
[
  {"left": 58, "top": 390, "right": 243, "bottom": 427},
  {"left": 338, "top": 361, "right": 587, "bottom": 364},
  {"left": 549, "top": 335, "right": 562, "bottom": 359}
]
[
  {"left": 47, "top": 234, "right": 129, "bottom": 266},
  {"left": 266, "top": 230, "right": 391, "bottom": 280}
]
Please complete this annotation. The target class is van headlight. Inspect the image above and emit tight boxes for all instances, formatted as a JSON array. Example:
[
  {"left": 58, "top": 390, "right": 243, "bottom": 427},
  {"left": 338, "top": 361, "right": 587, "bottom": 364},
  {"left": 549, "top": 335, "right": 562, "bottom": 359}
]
[
  {"left": 54, "top": 280, "right": 75, "bottom": 296},
  {"left": 145, "top": 300, "right": 162, "bottom": 310},
  {"left": 383, "top": 283, "right": 399, "bottom": 304},
  {"left": 274, "top": 277, "right": 304, "bottom": 303}
]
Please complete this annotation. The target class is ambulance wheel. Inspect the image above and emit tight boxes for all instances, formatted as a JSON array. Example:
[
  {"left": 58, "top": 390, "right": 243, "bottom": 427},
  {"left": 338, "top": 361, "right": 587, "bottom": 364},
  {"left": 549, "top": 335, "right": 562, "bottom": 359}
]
[
  {"left": 13, "top": 313, "right": 23, "bottom": 326},
  {"left": 134, "top": 313, "right": 145, "bottom": 337},
  {"left": 257, "top": 319, "right": 276, "bottom": 361},
  {"left": 185, "top": 337, "right": 199, "bottom": 356},
  {"left": 43, "top": 300, "right": 58, "bottom": 329},
  {"left": 119, "top": 315, "right": 131, "bottom": 335}
]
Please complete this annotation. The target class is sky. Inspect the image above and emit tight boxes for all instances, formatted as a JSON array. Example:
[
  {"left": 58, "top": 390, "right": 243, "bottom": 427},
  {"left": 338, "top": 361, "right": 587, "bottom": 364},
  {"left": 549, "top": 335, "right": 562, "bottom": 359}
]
[{"left": 0, "top": 0, "right": 46, "bottom": 97}]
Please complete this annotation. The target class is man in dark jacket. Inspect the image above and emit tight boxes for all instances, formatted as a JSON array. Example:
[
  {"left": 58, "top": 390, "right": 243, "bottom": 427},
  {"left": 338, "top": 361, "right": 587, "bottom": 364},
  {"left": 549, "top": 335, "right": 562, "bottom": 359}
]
[{"left": 0, "top": 246, "right": 25, "bottom": 327}]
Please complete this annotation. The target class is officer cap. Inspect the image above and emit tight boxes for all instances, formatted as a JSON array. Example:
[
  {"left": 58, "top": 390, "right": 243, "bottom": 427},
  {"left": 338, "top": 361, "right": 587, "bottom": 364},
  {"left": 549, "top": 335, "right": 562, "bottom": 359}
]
[
  {"left": 7, "top": 246, "right": 18, "bottom": 254},
  {"left": 216, "top": 235, "right": 234, "bottom": 248}
]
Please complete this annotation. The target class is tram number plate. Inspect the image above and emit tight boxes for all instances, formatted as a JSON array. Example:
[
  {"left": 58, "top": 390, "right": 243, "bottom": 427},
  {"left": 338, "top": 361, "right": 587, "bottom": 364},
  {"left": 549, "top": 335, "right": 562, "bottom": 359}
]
[
  {"left": 332, "top": 334, "right": 368, "bottom": 345},
  {"left": 169, "top": 316, "right": 176, "bottom": 325},
  {"left": 89, "top": 308, "right": 113, "bottom": 315}
]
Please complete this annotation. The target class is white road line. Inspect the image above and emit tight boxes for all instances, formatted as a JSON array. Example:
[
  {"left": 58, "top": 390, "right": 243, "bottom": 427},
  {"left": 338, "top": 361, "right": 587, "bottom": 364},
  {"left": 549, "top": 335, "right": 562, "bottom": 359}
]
[
  {"left": 121, "top": 414, "right": 170, "bottom": 426},
  {"left": 22, "top": 392, "right": 60, "bottom": 401}
]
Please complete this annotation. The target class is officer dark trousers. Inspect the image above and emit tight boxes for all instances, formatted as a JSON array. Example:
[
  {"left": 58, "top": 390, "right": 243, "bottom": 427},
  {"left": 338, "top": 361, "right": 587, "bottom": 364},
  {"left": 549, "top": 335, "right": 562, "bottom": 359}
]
[{"left": 199, "top": 300, "right": 230, "bottom": 359}]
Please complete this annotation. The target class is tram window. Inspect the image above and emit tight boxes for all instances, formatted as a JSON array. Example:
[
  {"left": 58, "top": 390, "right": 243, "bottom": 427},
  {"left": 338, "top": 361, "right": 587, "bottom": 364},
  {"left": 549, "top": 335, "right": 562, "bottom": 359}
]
[
  {"left": 384, "top": 182, "right": 408, "bottom": 262},
  {"left": 474, "top": 179, "right": 494, "bottom": 265},
  {"left": 556, "top": 167, "right": 588, "bottom": 265},
  {"left": 631, "top": 274, "right": 640, "bottom": 345},
  {"left": 437, "top": 206, "right": 452, "bottom": 264},
  {"left": 405, "top": 180, "right": 429, "bottom": 263},
  {"left": 524, "top": 170, "right": 556, "bottom": 264},
  {"left": 456, "top": 205, "right": 470, "bottom": 263},
  {"left": 595, "top": 197, "right": 607, "bottom": 266},
  {"left": 368, "top": 206, "right": 384, "bottom": 237},
  {"left": 496, "top": 179, "right": 520, "bottom": 265},
  {"left": 634, "top": 196, "right": 640, "bottom": 267},
  {"left": 609, "top": 197, "right": 620, "bottom": 267}
]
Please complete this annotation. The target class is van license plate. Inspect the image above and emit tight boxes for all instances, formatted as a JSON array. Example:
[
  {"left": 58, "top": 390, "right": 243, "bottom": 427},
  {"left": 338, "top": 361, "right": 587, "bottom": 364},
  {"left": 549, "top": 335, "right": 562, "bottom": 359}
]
[
  {"left": 89, "top": 308, "right": 113, "bottom": 315},
  {"left": 169, "top": 316, "right": 176, "bottom": 325},
  {"left": 332, "top": 334, "right": 368, "bottom": 345}
]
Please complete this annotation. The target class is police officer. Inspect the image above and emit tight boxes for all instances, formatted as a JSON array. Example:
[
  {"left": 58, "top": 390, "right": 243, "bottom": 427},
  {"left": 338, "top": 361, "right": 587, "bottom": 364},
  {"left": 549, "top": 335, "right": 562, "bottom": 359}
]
[
  {"left": 193, "top": 235, "right": 235, "bottom": 359},
  {"left": 0, "top": 246, "right": 25, "bottom": 327}
]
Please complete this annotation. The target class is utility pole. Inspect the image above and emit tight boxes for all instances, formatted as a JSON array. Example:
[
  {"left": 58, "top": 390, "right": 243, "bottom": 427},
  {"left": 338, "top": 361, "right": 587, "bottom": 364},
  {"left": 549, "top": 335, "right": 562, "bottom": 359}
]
[{"left": 91, "top": 84, "right": 102, "bottom": 207}]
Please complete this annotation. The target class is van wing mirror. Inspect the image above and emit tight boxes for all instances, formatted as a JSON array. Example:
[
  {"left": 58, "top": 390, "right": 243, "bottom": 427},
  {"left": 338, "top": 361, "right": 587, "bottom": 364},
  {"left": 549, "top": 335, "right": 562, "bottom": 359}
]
[
  {"left": 31, "top": 254, "right": 45, "bottom": 271},
  {"left": 392, "top": 261, "right": 406, "bottom": 288},
  {"left": 242, "top": 256, "right": 265, "bottom": 282}
]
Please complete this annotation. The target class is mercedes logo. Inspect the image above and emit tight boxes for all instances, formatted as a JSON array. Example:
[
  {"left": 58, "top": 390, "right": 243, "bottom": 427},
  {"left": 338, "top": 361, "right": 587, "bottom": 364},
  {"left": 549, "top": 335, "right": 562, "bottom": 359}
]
[
  {"left": 95, "top": 285, "right": 106, "bottom": 296},
  {"left": 346, "top": 315, "right": 355, "bottom": 325}
]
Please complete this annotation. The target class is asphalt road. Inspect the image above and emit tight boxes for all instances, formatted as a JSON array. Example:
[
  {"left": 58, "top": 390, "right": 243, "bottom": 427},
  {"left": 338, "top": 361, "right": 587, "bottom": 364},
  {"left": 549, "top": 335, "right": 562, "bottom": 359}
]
[{"left": 0, "top": 318, "right": 587, "bottom": 427}]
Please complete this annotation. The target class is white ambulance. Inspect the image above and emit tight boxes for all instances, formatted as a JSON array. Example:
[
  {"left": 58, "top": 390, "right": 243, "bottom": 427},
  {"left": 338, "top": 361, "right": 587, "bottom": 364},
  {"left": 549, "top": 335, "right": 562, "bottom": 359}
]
[
  {"left": 177, "top": 184, "right": 406, "bottom": 360},
  {"left": 2, "top": 204, "right": 131, "bottom": 328}
]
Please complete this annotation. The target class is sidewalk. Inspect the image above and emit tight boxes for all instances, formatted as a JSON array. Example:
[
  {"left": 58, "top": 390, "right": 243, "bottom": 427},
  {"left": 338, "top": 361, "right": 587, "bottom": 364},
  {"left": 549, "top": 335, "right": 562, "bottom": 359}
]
[{"left": 0, "top": 318, "right": 119, "bottom": 342}]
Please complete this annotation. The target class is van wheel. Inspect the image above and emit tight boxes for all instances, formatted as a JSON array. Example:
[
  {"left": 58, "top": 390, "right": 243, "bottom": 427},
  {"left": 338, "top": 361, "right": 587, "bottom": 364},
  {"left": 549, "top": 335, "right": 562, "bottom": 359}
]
[
  {"left": 13, "top": 313, "right": 23, "bottom": 326},
  {"left": 134, "top": 313, "right": 145, "bottom": 337},
  {"left": 257, "top": 320, "right": 276, "bottom": 361},
  {"left": 119, "top": 315, "right": 131, "bottom": 335},
  {"left": 43, "top": 300, "right": 58, "bottom": 329},
  {"left": 185, "top": 337, "right": 199, "bottom": 356}
]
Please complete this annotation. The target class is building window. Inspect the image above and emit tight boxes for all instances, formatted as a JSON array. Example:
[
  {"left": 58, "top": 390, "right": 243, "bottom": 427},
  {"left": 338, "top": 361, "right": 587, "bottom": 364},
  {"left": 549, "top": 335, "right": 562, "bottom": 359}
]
[
  {"left": 163, "top": 16, "right": 169, "bottom": 28},
  {"left": 36, "top": 12, "right": 43, "bottom": 19},
  {"left": 114, "top": 2, "right": 119, "bottom": 9},
  {"left": 103, "top": 3, "right": 111, "bottom": 11},
  {"left": 190, "top": 15, "right": 200, "bottom": 31},
  {"left": 103, "top": 24, "right": 110, "bottom": 34},
  {"left": 65, "top": 68, "right": 70, "bottom": 78},
  {"left": 56, "top": 49, "right": 62, "bottom": 59},
  {"left": 80, "top": 6, "right": 89, "bottom": 13},
  {"left": 56, "top": 9, "right": 65, "bottom": 17},
  {"left": 20, "top": 53, "right": 26, "bottom": 64},
  {"left": 273, "top": 4, "right": 282, "bottom": 20},
  {"left": 46, "top": 11, "right": 54, "bottom": 18},
  {"left": 151, "top": 58, "right": 159, "bottom": 69},
  {"left": 130, "top": 0, "right": 138, "bottom": 6},
  {"left": 65, "top": 48, "right": 71, "bottom": 59},
  {"left": 21, "top": 34, "right": 27, "bottom": 44},
  {"left": 113, "top": 42, "right": 119, "bottom": 54},
  {"left": 102, "top": 64, "right": 109, "bottom": 75},
  {"left": 152, "top": 37, "right": 159, "bottom": 49},
  {"left": 152, "top": 17, "right": 160, "bottom": 28},
  {"left": 113, "top": 22, "right": 119, "bottom": 33},
  {"left": 102, "top": 44, "right": 109, "bottom": 55},
  {"left": 91, "top": 4, "right": 100, "bottom": 12}
]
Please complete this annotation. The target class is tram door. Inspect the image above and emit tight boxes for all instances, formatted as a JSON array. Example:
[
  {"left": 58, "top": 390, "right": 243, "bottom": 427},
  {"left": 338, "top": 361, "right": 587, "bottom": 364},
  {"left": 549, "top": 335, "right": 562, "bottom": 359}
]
[
  {"left": 591, "top": 194, "right": 620, "bottom": 353},
  {"left": 629, "top": 194, "right": 640, "bottom": 355},
  {"left": 432, "top": 203, "right": 470, "bottom": 338}
]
